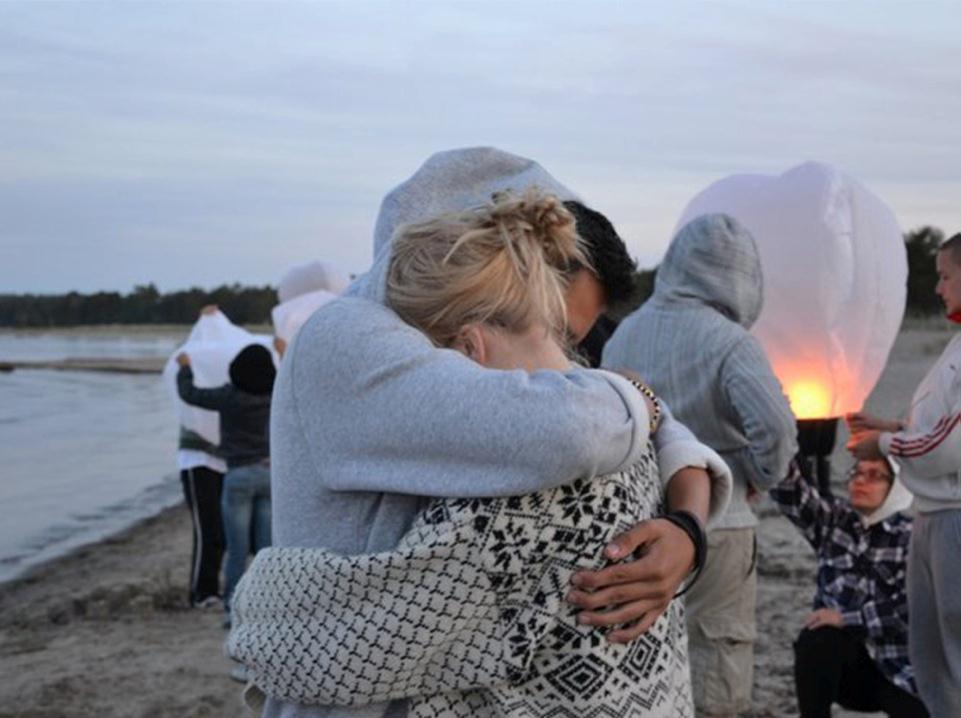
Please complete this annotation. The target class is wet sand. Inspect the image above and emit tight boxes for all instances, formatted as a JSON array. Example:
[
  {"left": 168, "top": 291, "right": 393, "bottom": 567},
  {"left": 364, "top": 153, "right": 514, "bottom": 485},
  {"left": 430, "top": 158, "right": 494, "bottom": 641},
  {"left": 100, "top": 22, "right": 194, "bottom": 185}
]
[{"left": 0, "top": 321, "right": 951, "bottom": 717}]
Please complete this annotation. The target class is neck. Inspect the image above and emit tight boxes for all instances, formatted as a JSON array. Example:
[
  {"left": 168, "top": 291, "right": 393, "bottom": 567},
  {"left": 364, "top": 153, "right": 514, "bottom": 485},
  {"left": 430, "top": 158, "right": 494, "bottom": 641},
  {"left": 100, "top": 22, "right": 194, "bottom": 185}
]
[{"left": 510, "top": 327, "right": 570, "bottom": 373}]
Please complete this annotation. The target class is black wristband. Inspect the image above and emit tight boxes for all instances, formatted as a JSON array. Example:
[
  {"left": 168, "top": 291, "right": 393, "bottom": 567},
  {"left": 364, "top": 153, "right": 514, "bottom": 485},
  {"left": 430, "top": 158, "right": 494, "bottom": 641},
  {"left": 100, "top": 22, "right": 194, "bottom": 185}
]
[{"left": 660, "top": 509, "right": 707, "bottom": 598}]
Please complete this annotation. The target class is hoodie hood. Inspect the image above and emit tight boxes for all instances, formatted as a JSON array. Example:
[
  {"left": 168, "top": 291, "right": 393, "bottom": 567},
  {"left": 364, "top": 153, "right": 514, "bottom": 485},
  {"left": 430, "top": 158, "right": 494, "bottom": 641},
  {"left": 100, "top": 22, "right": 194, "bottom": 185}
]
[
  {"left": 652, "top": 213, "right": 764, "bottom": 329},
  {"left": 346, "top": 147, "right": 580, "bottom": 305},
  {"left": 229, "top": 344, "right": 277, "bottom": 396},
  {"left": 861, "top": 457, "right": 913, "bottom": 528},
  {"left": 277, "top": 260, "right": 348, "bottom": 302}
]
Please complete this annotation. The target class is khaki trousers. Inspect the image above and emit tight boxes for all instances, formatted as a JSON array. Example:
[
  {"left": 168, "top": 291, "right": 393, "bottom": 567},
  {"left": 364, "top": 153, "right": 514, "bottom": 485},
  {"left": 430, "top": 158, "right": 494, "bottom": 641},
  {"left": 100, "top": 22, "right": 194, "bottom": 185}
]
[{"left": 685, "top": 527, "right": 757, "bottom": 717}]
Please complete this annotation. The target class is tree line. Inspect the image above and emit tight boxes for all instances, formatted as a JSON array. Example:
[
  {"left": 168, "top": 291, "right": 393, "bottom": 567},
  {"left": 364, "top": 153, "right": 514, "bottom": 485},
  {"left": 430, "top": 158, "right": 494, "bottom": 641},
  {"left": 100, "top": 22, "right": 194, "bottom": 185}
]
[
  {"left": 0, "top": 227, "right": 951, "bottom": 328},
  {"left": 0, "top": 283, "right": 277, "bottom": 327}
]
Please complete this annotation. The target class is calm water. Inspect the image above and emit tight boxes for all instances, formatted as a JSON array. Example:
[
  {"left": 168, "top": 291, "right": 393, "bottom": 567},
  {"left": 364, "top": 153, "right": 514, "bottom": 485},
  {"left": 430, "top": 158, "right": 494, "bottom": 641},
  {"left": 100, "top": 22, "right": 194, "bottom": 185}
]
[{"left": 0, "top": 329, "right": 188, "bottom": 583}]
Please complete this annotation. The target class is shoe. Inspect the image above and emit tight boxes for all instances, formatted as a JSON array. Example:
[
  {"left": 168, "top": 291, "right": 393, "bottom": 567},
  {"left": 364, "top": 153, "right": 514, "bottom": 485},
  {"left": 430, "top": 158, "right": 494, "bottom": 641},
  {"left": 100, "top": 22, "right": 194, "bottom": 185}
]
[
  {"left": 230, "top": 664, "right": 249, "bottom": 683},
  {"left": 195, "top": 595, "right": 223, "bottom": 610}
]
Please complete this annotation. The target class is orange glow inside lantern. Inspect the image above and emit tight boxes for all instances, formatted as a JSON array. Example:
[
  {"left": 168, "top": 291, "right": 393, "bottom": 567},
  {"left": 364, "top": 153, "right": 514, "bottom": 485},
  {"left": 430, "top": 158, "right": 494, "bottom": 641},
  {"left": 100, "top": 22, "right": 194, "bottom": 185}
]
[{"left": 786, "top": 379, "right": 833, "bottom": 420}]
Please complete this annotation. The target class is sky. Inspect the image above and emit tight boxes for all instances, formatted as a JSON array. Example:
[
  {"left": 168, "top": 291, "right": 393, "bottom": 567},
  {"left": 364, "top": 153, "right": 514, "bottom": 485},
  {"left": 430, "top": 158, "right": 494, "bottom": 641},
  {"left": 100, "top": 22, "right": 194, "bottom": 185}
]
[{"left": 1, "top": 1, "right": 959, "bottom": 294}]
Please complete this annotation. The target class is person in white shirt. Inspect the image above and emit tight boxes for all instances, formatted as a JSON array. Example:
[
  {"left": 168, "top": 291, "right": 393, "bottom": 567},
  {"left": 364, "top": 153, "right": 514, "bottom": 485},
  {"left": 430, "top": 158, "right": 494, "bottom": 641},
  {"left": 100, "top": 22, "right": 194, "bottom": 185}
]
[
  {"left": 177, "top": 305, "right": 228, "bottom": 608},
  {"left": 848, "top": 232, "right": 961, "bottom": 716}
]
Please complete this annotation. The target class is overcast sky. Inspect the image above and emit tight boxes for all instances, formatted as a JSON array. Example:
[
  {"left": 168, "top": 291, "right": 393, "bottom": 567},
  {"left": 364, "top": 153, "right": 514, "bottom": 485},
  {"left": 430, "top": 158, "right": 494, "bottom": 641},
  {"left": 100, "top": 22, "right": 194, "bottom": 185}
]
[{"left": 2, "top": 1, "right": 959, "bottom": 293}]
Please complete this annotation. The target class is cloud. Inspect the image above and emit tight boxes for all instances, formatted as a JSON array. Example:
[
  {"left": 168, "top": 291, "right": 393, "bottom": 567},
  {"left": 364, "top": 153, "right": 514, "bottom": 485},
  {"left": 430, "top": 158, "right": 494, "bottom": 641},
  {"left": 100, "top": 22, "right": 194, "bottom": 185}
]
[{"left": 1, "top": 1, "right": 958, "bottom": 292}]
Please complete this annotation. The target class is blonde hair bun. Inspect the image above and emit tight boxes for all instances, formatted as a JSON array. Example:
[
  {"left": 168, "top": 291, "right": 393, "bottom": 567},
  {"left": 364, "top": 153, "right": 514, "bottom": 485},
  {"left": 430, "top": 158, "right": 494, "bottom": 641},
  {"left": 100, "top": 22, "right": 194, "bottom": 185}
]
[
  {"left": 387, "top": 187, "right": 591, "bottom": 347},
  {"left": 486, "top": 189, "right": 579, "bottom": 269}
]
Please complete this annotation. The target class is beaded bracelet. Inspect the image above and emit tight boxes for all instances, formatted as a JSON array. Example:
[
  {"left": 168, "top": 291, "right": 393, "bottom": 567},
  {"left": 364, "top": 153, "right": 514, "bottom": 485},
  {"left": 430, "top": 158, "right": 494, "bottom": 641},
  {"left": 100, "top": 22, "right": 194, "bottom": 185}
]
[
  {"left": 627, "top": 378, "right": 661, "bottom": 434},
  {"left": 660, "top": 509, "right": 708, "bottom": 598}
]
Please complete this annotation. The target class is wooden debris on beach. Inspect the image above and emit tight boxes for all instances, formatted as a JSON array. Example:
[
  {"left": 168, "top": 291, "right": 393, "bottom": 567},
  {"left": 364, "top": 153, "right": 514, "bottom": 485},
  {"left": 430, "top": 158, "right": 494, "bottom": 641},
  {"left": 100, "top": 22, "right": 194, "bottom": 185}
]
[{"left": 1, "top": 358, "right": 165, "bottom": 375}]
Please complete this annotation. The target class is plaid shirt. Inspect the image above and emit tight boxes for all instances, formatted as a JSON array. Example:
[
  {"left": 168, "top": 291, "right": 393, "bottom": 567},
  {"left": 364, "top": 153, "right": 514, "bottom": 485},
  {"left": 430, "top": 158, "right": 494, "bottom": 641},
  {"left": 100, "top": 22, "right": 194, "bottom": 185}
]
[{"left": 769, "top": 464, "right": 916, "bottom": 695}]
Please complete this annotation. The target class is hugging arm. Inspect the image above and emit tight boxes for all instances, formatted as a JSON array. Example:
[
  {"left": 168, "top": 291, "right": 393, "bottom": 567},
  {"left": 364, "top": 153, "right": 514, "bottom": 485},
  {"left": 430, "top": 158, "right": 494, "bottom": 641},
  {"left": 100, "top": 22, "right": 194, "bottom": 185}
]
[
  {"left": 568, "top": 402, "right": 733, "bottom": 642},
  {"left": 229, "top": 475, "right": 643, "bottom": 708},
  {"left": 227, "top": 540, "right": 507, "bottom": 706},
  {"left": 292, "top": 302, "right": 650, "bottom": 499}
]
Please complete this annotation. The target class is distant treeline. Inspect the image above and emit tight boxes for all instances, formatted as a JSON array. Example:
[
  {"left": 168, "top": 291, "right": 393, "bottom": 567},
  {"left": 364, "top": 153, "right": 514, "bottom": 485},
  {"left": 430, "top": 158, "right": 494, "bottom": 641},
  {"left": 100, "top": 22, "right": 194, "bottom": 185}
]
[
  {"left": 0, "top": 283, "right": 277, "bottom": 327},
  {"left": 0, "top": 227, "right": 951, "bottom": 328}
]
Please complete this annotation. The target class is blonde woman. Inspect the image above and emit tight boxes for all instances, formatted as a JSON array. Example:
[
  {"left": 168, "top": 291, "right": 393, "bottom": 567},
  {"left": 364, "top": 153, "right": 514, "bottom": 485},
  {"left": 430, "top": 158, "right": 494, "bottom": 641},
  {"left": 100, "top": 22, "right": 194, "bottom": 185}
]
[{"left": 229, "top": 190, "right": 731, "bottom": 717}]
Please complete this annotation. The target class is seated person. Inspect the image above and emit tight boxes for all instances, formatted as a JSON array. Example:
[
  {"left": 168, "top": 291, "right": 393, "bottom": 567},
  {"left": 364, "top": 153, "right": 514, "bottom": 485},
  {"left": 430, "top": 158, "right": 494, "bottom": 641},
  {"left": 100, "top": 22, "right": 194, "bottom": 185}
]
[
  {"left": 769, "top": 457, "right": 926, "bottom": 718},
  {"left": 228, "top": 189, "right": 732, "bottom": 717}
]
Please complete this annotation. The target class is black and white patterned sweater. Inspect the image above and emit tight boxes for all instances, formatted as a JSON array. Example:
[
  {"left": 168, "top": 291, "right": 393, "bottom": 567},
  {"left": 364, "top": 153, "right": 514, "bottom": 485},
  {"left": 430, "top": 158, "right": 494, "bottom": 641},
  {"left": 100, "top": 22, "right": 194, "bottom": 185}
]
[{"left": 228, "top": 446, "right": 693, "bottom": 717}]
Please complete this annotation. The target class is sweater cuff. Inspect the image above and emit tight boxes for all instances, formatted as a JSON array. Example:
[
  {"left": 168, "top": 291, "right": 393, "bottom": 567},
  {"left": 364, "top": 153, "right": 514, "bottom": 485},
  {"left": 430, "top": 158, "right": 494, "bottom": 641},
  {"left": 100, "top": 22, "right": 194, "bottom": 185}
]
[
  {"left": 658, "top": 441, "right": 733, "bottom": 530},
  {"left": 841, "top": 609, "right": 863, "bottom": 628}
]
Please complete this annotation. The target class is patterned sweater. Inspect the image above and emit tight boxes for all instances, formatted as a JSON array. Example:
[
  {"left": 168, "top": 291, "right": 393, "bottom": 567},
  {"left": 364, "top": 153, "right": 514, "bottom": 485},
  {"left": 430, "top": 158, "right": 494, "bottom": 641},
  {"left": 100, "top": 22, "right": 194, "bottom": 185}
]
[
  {"left": 228, "top": 447, "right": 693, "bottom": 717},
  {"left": 769, "top": 465, "right": 916, "bottom": 695}
]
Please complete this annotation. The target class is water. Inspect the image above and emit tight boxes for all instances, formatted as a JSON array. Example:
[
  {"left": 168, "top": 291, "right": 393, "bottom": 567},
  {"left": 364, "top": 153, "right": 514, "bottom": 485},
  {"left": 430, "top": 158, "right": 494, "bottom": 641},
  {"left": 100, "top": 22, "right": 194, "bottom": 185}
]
[
  {"left": 0, "top": 328, "right": 185, "bottom": 362},
  {"left": 0, "top": 329, "right": 189, "bottom": 583}
]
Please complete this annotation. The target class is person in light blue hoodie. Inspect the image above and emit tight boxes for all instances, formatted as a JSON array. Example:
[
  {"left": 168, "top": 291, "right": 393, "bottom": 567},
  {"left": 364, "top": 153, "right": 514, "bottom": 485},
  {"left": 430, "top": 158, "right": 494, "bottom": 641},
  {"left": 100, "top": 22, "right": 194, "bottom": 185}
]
[
  {"left": 262, "top": 148, "right": 732, "bottom": 718},
  {"left": 603, "top": 214, "right": 798, "bottom": 716}
]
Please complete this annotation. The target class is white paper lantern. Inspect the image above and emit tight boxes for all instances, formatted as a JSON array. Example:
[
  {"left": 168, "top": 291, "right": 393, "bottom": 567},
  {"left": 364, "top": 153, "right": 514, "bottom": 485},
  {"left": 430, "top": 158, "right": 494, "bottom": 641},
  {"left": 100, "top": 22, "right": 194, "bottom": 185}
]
[
  {"left": 271, "top": 289, "right": 337, "bottom": 345},
  {"left": 163, "top": 311, "right": 274, "bottom": 444},
  {"left": 676, "top": 162, "right": 906, "bottom": 419},
  {"left": 277, "top": 260, "right": 349, "bottom": 303}
]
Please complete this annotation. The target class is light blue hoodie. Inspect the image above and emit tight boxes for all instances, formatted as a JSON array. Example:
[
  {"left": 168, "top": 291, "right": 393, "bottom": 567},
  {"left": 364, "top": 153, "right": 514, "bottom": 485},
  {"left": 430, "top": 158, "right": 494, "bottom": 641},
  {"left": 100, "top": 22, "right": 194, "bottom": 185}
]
[
  {"left": 264, "top": 149, "right": 730, "bottom": 718},
  {"left": 604, "top": 213, "right": 797, "bottom": 529}
]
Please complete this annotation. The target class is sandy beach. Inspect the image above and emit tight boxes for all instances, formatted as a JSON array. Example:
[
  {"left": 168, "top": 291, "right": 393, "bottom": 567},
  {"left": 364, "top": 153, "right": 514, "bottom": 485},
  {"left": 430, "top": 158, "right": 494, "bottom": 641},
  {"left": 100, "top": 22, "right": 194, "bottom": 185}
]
[
  {"left": 0, "top": 506, "right": 246, "bottom": 718},
  {"left": 0, "top": 320, "right": 951, "bottom": 717}
]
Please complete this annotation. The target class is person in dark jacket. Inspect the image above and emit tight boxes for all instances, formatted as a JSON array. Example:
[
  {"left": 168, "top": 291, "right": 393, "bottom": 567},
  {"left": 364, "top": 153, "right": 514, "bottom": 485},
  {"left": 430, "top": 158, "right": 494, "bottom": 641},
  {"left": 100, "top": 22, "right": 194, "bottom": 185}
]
[
  {"left": 770, "top": 458, "right": 926, "bottom": 718},
  {"left": 176, "top": 343, "right": 275, "bottom": 617}
]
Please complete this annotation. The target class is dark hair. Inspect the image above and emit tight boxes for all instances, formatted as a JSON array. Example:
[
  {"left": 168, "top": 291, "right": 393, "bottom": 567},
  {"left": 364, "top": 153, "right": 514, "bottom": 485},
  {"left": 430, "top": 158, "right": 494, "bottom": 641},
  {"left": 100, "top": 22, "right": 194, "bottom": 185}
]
[
  {"left": 939, "top": 233, "right": 961, "bottom": 266},
  {"left": 229, "top": 344, "right": 276, "bottom": 396},
  {"left": 563, "top": 201, "right": 637, "bottom": 307}
]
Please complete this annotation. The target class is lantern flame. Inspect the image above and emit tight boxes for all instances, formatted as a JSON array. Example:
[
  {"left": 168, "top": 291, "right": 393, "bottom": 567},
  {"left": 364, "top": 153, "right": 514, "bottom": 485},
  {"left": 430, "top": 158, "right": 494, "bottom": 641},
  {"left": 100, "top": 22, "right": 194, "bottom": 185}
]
[{"left": 787, "top": 380, "right": 832, "bottom": 420}]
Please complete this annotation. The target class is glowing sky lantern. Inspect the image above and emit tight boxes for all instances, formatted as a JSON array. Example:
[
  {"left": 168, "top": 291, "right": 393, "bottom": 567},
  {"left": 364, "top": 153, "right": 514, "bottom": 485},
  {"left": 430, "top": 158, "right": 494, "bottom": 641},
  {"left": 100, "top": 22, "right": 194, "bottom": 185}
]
[{"left": 676, "top": 162, "right": 907, "bottom": 419}]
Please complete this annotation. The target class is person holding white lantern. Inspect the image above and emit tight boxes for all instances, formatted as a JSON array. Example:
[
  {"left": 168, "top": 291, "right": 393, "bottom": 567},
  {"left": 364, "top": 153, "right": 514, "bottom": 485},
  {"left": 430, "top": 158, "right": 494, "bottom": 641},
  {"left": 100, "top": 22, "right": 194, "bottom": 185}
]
[{"left": 848, "top": 232, "right": 961, "bottom": 717}]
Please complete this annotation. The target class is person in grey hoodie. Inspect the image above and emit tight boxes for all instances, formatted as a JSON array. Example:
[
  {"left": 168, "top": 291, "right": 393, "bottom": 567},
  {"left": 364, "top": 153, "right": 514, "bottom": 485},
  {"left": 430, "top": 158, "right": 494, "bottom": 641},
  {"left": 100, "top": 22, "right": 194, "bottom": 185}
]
[
  {"left": 264, "top": 148, "right": 731, "bottom": 718},
  {"left": 602, "top": 214, "right": 798, "bottom": 717}
]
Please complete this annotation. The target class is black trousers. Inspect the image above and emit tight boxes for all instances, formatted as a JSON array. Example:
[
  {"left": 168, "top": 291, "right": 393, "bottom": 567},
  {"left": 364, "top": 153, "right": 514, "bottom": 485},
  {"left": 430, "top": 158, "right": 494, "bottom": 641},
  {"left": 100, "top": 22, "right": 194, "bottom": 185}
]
[
  {"left": 794, "top": 626, "right": 928, "bottom": 718},
  {"left": 180, "top": 466, "right": 225, "bottom": 605}
]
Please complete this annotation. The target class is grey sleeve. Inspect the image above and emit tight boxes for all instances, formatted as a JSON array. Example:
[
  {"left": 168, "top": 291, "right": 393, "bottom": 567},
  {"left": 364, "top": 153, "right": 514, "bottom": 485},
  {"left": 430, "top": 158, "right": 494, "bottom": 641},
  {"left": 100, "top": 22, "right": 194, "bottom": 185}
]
[
  {"left": 721, "top": 337, "right": 798, "bottom": 491},
  {"left": 290, "top": 301, "right": 649, "bottom": 499},
  {"left": 652, "top": 403, "right": 733, "bottom": 527}
]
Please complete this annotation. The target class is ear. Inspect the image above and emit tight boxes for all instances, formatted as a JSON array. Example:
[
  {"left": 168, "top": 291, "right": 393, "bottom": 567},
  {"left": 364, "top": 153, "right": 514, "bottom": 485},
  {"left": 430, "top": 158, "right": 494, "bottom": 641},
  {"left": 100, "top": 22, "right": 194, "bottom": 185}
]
[{"left": 450, "top": 324, "right": 488, "bottom": 364}]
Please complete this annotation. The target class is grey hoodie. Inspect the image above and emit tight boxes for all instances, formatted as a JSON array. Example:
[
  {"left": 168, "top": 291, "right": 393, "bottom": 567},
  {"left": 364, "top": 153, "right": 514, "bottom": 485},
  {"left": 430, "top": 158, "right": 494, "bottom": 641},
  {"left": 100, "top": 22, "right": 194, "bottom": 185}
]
[
  {"left": 264, "top": 149, "right": 729, "bottom": 718},
  {"left": 604, "top": 214, "right": 797, "bottom": 529}
]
